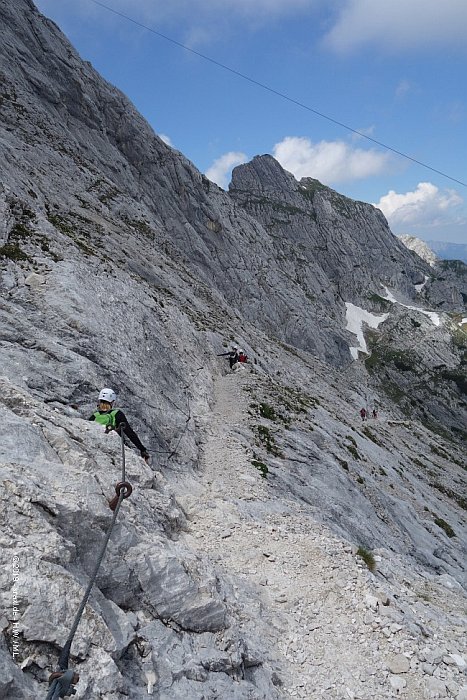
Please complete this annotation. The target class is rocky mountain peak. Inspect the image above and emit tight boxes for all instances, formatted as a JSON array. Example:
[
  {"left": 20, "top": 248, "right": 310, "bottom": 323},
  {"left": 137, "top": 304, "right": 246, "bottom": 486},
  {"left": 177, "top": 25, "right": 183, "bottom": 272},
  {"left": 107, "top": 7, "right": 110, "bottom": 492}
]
[
  {"left": 230, "top": 154, "right": 297, "bottom": 193},
  {"left": 399, "top": 234, "right": 439, "bottom": 266}
]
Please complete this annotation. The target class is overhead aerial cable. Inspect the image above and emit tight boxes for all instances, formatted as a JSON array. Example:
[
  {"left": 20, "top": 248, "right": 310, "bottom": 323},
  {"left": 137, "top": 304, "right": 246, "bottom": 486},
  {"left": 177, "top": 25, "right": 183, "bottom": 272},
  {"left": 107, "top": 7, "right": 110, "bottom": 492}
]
[{"left": 86, "top": 0, "right": 466, "bottom": 189}]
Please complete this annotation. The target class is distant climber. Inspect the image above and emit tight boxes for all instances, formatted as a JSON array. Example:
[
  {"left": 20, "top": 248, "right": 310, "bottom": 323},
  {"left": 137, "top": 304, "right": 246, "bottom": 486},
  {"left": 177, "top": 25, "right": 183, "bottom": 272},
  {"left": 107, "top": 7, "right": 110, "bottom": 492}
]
[
  {"left": 238, "top": 349, "right": 248, "bottom": 363},
  {"left": 372, "top": 408, "right": 378, "bottom": 419},
  {"left": 89, "top": 388, "right": 150, "bottom": 463},
  {"left": 360, "top": 407, "right": 367, "bottom": 421},
  {"left": 218, "top": 347, "right": 239, "bottom": 370}
]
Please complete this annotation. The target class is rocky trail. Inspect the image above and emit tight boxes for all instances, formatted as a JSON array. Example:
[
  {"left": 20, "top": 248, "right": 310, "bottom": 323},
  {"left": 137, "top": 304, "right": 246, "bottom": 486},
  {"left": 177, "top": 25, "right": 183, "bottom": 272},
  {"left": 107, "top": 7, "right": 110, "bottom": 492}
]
[{"left": 175, "top": 369, "right": 467, "bottom": 699}]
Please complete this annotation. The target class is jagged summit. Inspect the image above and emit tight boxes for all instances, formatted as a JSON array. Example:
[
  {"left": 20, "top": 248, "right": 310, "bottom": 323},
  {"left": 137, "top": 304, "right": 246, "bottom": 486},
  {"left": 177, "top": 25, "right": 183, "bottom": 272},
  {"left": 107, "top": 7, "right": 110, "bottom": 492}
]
[
  {"left": 1, "top": 1, "right": 466, "bottom": 698},
  {"left": 230, "top": 155, "right": 428, "bottom": 303},
  {"left": 230, "top": 153, "right": 298, "bottom": 192},
  {"left": 399, "top": 234, "right": 439, "bottom": 266}
]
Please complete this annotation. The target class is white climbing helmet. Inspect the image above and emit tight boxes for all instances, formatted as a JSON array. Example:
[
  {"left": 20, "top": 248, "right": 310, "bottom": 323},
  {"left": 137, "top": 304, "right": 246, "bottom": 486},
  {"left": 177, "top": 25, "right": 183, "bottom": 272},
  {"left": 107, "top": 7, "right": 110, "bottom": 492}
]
[{"left": 98, "top": 388, "right": 116, "bottom": 403}]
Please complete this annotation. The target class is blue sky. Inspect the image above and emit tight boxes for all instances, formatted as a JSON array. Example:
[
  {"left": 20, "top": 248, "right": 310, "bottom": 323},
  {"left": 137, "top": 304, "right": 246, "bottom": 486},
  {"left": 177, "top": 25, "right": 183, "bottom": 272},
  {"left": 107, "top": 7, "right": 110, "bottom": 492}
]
[{"left": 35, "top": 0, "right": 467, "bottom": 244}]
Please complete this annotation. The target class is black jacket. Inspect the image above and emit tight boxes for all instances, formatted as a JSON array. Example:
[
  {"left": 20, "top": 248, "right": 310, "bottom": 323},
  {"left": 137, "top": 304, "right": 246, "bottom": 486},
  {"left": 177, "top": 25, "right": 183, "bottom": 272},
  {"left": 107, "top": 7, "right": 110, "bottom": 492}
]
[{"left": 89, "top": 409, "right": 147, "bottom": 454}]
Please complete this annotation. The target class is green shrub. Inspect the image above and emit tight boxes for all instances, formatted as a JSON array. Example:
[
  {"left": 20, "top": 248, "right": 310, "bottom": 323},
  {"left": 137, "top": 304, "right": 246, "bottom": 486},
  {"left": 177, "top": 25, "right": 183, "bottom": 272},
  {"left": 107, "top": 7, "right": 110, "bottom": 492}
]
[
  {"left": 440, "top": 369, "right": 467, "bottom": 395},
  {"left": 259, "top": 403, "right": 277, "bottom": 421},
  {"left": 356, "top": 547, "right": 376, "bottom": 572},
  {"left": 256, "top": 425, "right": 282, "bottom": 457},
  {"left": 251, "top": 459, "right": 268, "bottom": 479},
  {"left": 434, "top": 517, "right": 456, "bottom": 538},
  {"left": 430, "top": 444, "right": 450, "bottom": 459},
  {"left": 0, "top": 243, "right": 30, "bottom": 261},
  {"left": 365, "top": 348, "right": 417, "bottom": 373},
  {"left": 450, "top": 329, "right": 467, "bottom": 350},
  {"left": 9, "top": 222, "right": 31, "bottom": 240},
  {"left": 367, "top": 293, "right": 392, "bottom": 311}
]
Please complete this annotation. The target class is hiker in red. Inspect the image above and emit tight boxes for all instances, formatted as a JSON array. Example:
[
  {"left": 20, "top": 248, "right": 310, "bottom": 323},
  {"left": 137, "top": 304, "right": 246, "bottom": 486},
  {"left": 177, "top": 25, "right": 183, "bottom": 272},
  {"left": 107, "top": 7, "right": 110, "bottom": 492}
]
[
  {"left": 360, "top": 407, "right": 367, "bottom": 421},
  {"left": 238, "top": 350, "right": 248, "bottom": 363}
]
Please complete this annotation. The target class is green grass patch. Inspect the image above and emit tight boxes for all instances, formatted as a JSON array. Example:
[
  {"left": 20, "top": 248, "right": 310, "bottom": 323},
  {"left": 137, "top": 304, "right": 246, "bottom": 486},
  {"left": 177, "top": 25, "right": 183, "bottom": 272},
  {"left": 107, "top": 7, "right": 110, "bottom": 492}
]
[
  {"left": 365, "top": 348, "right": 418, "bottom": 373},
  {"left": 432, "top": 483, "right": 467, "bottom": 511},
  {"left": 362, "top": 426, "right": 382, "bottom": 446},
  {"left": 344, "top": 435, "right": 361, "bottom": 460},
  {"left": 47, "top": 213, "right": 74, "bottom": 235},
  {"left": 430, "top": 444, "right": 450, "bottom": 460},
  {"left": 251, "top": 459, "right": 268, "bottom": 479}
]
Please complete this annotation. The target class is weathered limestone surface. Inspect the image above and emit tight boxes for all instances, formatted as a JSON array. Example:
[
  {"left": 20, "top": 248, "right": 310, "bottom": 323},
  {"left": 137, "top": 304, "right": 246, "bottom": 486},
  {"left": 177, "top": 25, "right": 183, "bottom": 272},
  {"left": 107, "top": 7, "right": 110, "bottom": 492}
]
[{"left": 0, "top": 1, "right": 465, "bottom": 698}]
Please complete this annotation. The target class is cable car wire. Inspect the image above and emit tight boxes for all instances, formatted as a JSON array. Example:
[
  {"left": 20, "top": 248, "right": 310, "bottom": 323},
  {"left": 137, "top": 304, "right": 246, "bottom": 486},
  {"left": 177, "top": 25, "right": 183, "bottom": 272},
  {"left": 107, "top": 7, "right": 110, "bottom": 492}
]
[{"left": 87, "top": 0, "right": 466, "bottom": 188}]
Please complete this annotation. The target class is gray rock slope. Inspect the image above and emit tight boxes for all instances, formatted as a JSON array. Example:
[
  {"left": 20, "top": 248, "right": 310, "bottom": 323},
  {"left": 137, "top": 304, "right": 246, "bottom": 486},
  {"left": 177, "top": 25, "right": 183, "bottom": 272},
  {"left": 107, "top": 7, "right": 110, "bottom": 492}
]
[
  {"left": 3, "top": 0, "right": 463, "bottom": 368},
  {"left": 1, "top": 1, "right": 466, "bottom": 698}
]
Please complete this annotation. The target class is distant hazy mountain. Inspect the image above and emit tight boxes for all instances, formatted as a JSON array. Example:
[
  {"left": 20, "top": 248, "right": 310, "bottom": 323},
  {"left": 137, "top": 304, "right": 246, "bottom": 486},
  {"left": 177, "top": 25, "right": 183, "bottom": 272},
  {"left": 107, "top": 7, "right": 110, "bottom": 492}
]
[
  {"left": 398, "top": 234, "right": 438, "bottom": 266},
  {"left": 427, "top": 240, "right": 467, "bottom": 263}
]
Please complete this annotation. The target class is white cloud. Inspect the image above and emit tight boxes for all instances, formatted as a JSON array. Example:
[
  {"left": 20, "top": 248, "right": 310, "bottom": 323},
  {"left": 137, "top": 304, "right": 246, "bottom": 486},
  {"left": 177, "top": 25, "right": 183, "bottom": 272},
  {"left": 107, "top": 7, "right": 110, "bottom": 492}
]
[
  {"left": 158, "top": 133, "right": 173, "bottom": 146},
  {"left": 374, "top": 182, "right": 464, "bottom": 230},
  {"left": 395, "top": 80, "right": 412, "bottom": 99},
  {"left": 324, "top": 0, "right": 467, "bottom": 53},
  {"left": 205, "top": 151, "right": 248, "bottom": 189},
  {"left": 272, "top": 136, "right": 390, "bottom": 184}
]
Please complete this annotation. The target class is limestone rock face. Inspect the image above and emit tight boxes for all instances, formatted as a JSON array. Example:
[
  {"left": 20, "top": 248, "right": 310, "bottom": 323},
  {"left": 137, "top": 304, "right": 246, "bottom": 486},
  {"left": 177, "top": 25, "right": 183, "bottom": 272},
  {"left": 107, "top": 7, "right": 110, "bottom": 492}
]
[
  {"left": 230, "top": 156, "right": 426, "bottom": 303},
  {"left": 3, "top": 0, "right": 462, "bottom": 370},
  {"left": 0, "top": 1, "right": 466, "bottom": 699}
]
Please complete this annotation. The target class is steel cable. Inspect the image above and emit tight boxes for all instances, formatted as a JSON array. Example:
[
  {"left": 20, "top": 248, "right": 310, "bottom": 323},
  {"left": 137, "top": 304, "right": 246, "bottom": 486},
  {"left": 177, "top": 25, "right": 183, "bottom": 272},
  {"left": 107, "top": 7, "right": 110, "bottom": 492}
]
[{"left": 46, "top": 428, "right": 131, "bottom": 697}]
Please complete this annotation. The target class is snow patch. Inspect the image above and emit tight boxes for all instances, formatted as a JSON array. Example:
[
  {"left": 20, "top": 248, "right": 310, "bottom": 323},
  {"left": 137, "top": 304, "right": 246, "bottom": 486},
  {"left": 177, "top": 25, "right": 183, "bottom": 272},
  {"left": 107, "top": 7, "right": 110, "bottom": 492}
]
[
  {"left": 345, "top": 302, "right": 389, "bottom": 359},
  {"left": 414, "top": 275, "right": 429, "bottom": 293},
  {"left": 381, "top": 287, "right": 441, "bottom": 326}
]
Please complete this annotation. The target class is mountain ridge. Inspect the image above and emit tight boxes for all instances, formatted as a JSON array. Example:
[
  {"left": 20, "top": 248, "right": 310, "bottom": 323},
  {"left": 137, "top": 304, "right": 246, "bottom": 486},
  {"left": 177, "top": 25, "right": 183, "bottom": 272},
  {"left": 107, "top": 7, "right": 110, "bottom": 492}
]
[{"left": 1, "top": 1, "right": 466, "bottom": 698}]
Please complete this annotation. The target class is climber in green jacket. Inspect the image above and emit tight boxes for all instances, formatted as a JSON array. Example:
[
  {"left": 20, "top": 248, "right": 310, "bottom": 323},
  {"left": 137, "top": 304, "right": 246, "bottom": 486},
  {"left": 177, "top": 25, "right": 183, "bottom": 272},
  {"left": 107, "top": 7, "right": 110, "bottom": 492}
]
[{"left": 89, "top": 388, "right": 150, "bottom": 463}]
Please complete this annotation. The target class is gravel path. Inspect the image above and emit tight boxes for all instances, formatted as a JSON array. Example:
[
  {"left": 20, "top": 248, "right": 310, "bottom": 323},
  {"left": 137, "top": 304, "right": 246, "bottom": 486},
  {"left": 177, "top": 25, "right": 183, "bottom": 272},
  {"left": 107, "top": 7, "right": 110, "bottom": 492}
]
[{"left": 178, "top": 370, "right": 467, "bottom": 699}]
